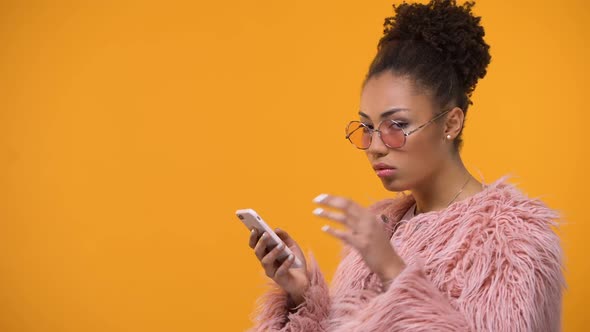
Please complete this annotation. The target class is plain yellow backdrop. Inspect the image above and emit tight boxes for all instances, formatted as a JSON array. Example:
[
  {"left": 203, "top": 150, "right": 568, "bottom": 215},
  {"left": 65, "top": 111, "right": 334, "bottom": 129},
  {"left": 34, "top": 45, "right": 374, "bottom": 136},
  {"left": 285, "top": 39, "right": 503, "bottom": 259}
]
[{"left": 0, "top": 0, "right": 588, "bottom": 331}]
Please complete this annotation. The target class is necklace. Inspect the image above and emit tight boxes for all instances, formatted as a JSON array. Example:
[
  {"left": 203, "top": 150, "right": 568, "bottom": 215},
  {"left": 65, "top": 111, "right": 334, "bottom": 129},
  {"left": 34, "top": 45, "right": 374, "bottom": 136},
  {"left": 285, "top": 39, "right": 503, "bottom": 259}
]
[
  {"left": 382, "top": 175, "right": 473, "bottom": 226},
  {"left": 446, "top": 175, "right": 472, "bottom": 207},
  {"left": 387, "top": 175, "right": 473, "bottom": 238},
  {"left": 411, "top": 175, "right": 472, "bottom": 216}
]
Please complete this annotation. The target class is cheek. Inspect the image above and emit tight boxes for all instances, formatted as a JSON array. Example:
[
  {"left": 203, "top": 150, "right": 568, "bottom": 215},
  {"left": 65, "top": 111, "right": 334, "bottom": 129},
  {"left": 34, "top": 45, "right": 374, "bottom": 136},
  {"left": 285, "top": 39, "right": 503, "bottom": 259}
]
[{"left": 402, "top": 132, "right": 445, "bottom": 168}]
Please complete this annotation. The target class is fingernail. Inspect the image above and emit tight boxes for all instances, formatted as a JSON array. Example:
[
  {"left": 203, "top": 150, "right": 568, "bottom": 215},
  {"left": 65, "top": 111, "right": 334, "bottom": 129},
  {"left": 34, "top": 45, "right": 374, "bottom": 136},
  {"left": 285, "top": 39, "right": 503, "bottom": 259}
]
[
  {"left": 276, "top": 243, "right": 284, "bottom": 250},
  {"left": 288, "top": 254, "right": 294, "bottom": 260},
  {"left": 312, "top": 208, "right": 323, "bottom": 216},
  {"left": 313, "top": 193, "right": 328, "bottom": 203},
  {"left": 321, "top": 225, "right": 330, "bottom": 232}
]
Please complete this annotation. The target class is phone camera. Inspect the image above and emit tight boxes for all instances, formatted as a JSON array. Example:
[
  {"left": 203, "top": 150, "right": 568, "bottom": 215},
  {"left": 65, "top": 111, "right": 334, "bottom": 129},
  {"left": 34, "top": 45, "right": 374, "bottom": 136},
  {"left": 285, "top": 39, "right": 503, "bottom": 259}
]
[{"left": 238, "top": 215, "right": 244, "bottom": 220}]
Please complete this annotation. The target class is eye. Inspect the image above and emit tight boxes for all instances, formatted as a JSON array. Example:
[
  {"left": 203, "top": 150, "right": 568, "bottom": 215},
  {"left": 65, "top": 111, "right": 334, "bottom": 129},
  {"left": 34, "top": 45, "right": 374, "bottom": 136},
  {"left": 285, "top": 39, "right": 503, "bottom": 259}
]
[
  {"left": 362, "top": 125, "right": 373, "bottom": 134},
  {"left": 386, "top": 120, "right": 408, "bottom": 130}
]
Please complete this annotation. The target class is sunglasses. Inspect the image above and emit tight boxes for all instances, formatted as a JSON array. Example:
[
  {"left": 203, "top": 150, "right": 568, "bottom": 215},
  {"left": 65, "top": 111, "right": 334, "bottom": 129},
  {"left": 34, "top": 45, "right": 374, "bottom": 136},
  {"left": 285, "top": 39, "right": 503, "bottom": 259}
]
[{"left": 345, "top": 108, "right": 452, "bottom": 150}]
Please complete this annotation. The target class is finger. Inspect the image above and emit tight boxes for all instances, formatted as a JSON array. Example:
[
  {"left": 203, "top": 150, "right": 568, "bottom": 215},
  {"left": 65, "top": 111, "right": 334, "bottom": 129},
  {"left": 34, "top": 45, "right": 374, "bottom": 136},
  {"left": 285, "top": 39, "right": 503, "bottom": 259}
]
[
  {"left": 313, "top": 194, "right": 363, "bottom": 218},
  {"left": 275, "top": 228, "right": 306, "bottom": 264},
  {"left": 253, "top": 232, "right": 271, "bottom": 260},
  {"left": 321, "top": 225, "right": 352, "bottom": 244},
  {"left": 274, "top": 228, "right": 295, "bottom": 246},
  {"left": 248, "top": 228, "right": 261, "bottom": 249},
  {"left": 260, "top": 241, "right": 285, "bottom": 276},
  {"left": 275, "top": 254, "right": 296, "bottom": 277},
  {"left": 312, "top": 207, "right": 348, "bottom": 225}
]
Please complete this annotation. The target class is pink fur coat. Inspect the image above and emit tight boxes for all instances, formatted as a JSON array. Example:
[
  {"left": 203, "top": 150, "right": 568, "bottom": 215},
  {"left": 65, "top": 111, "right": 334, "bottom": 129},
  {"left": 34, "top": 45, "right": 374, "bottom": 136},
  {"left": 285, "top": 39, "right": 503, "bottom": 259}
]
[{"left": 248, "top": 179, "right": 564, "bottom": 331}]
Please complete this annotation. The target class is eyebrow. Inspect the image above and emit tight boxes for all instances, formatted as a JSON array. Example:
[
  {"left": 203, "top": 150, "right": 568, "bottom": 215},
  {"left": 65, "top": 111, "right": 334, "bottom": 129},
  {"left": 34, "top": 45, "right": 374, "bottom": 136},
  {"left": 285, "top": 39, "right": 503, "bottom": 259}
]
[{"left": 358, "top": 108, "right": 410, "bottom": 119}]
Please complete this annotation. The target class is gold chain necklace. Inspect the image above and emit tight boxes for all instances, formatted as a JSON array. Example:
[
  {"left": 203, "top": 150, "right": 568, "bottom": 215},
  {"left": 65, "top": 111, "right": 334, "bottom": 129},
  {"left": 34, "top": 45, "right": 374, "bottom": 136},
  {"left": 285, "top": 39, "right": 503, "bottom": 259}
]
[
  {"left": 412, "top": 175, "right": 471, "bottom": 216},
  {"left": 381, "top": 175, "right": 473, "bottom": 226},
  {"left": 446, "top": 175, "right": 472, "bottom": 207}
]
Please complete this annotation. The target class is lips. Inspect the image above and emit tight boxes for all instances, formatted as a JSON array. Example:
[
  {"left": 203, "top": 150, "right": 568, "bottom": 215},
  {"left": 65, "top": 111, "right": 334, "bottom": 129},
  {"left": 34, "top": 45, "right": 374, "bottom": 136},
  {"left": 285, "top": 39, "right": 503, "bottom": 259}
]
[
  {"left": 373, "top": 163, "right": 396, "bottom": 171},
  {"left": 373, "top": 163, "right": 397, "bottom": 178}
]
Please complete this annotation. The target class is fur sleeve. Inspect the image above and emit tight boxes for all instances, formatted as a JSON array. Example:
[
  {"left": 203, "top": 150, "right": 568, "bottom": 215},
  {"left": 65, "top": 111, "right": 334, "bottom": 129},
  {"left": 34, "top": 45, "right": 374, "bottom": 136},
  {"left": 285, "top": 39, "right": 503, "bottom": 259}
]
[
  {"left": 331, "top": 260, "right": 470, "bottom": 332},
  {"left": 247, "top": 252, "right": 330, "bottom": 332}
]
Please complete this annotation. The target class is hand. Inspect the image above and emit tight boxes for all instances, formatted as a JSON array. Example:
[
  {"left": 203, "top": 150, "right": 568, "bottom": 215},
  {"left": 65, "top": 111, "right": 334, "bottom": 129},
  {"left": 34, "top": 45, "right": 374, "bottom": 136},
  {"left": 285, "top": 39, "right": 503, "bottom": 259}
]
[
  {"left": 249, "top": 228, "right": 310, "bottom": 307},
  {"left": 312, "top": 194, "right": 405, "bottom": 286}
]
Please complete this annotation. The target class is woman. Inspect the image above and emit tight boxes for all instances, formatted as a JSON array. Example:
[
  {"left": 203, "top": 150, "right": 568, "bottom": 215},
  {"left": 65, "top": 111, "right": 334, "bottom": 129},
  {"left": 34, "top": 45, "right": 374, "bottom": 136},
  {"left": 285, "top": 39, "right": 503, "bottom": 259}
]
[{"left": 247, "top": 1, "right": 563, "bottom": 331}]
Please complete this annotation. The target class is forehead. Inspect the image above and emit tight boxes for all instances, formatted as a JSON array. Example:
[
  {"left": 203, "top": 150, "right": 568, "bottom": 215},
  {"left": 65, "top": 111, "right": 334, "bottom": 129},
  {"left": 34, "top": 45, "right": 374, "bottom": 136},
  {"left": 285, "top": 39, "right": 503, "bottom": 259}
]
[{"left": 359, "top": 72, "right": 433, "bottom": 119}]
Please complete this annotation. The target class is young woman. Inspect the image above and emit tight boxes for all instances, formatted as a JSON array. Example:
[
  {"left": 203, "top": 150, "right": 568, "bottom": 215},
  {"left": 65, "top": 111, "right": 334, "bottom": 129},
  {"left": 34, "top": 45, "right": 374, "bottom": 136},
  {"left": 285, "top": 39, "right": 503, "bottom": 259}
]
[{"left": 246, "top": 1, "right": 563, "bottom": 331}]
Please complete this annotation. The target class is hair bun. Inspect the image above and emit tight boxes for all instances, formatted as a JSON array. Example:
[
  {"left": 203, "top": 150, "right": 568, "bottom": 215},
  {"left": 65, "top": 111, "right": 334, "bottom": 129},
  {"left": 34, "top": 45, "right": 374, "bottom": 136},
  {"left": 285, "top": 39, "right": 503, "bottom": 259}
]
[{"left": 380, "top": 0, "right": 491, "bottom": 94}]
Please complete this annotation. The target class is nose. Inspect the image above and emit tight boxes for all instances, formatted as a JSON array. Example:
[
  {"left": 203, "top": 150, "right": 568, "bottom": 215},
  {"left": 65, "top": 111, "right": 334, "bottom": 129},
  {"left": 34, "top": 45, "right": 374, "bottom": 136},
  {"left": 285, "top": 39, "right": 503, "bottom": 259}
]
[{"left": 366, "top": 130, "right": 389, "bottom": 156}]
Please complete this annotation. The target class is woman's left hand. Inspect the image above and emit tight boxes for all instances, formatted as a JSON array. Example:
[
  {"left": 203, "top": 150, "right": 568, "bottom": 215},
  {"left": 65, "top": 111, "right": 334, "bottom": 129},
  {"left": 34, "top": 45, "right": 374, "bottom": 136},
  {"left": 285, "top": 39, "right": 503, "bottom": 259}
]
[{"left": 312, "top": 194, "right": 406, "bottom": 286}]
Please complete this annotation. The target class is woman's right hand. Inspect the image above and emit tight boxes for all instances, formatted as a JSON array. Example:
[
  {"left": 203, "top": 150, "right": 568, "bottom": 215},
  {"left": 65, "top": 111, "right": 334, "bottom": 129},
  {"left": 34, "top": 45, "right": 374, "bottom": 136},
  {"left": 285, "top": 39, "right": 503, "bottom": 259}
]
[{"left": 249, "top": 228, "right": 310, "bottom": 307}]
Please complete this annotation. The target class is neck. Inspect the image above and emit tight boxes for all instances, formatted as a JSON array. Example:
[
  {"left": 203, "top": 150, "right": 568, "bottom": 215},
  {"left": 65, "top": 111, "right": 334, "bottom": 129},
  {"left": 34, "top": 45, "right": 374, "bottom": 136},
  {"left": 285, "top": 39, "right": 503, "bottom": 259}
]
[{"left": 411, "top": 154, "right": 481, "bottom": 214}]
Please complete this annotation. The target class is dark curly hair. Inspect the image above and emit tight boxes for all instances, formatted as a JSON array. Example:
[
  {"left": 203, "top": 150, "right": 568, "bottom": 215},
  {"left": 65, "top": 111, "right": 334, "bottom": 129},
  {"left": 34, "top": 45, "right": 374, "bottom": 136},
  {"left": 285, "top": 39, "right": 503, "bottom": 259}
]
[{"left": 365, "top": 0, "right": 491, "bottom": 149}]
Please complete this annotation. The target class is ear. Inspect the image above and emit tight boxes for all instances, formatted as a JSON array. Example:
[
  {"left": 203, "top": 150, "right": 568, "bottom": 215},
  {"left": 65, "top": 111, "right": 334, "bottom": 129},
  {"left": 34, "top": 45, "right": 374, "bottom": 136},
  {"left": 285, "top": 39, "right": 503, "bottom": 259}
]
[{"left": 443, "top": 107, "right": 464, "bottom": 139}]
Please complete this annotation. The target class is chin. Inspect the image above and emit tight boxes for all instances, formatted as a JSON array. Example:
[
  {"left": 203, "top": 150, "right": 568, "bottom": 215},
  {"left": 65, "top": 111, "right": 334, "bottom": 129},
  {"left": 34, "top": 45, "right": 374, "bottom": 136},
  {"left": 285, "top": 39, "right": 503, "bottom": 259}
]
[{"left": 380, "top": 177, "right": 410, "bottom": 193}]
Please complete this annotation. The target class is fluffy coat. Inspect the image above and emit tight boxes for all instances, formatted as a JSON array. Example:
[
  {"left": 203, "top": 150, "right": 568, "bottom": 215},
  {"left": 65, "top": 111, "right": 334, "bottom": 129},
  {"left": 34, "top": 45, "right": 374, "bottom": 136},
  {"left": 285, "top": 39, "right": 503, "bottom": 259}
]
[{"left": 248, "top": 179, "right": 564, "bottom": 331}]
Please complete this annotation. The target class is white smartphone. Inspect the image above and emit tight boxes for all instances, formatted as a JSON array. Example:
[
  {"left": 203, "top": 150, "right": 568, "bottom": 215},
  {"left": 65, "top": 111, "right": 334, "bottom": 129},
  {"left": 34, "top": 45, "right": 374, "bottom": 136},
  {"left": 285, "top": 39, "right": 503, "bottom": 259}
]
[{"left": 236, "top": 208, "right": 303, "bottom": 268}]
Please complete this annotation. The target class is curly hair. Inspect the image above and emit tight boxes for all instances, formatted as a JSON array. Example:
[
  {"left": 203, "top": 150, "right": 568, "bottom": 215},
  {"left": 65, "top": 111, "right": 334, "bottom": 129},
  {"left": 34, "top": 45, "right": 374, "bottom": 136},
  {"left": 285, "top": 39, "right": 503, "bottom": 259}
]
[{"left": 365, "top": 0, "right": 491, "bottom": 149}]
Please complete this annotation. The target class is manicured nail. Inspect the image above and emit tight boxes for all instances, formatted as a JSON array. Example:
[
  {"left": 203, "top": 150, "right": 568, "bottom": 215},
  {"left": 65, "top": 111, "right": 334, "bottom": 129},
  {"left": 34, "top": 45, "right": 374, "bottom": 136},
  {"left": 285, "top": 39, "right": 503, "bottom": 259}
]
[
  {"left": 288, "top": 254, "right": 294, "bottom": 260},
  {"left": 313, "top": 208, "right": 323, "bottom": 216},
  {"left": 276, "top": 242, "right": 284, "bottom": 250},
  {"left": 321, "top": 225, "right": 330, "bottom": 232},
  {"left": 313, "top": 193, "right": 328, "bottom": 203}
]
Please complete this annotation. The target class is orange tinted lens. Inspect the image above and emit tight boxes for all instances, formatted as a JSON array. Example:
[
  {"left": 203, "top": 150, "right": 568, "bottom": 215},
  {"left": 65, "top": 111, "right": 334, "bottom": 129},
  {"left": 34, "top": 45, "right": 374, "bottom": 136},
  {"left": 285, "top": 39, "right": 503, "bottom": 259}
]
[{"left": 346, "top": 122, "right": 371, "bottom": 149}]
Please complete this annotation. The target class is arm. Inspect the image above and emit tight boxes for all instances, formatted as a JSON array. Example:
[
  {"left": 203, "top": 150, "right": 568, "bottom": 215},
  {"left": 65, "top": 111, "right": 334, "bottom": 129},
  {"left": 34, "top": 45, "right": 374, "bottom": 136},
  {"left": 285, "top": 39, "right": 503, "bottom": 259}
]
[
  {"left": 332, "top": 260, "right": 469, "bottom": 332},
  {"left": 248, "top": 253, "right": 330, "bottom": 332}
]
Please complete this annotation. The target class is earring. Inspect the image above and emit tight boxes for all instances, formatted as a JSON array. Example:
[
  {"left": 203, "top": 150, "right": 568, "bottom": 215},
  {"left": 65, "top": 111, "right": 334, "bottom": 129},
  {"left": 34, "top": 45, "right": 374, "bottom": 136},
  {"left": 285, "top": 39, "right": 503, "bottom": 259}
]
[{"left": 446, "top": 135, "right": 452, "bottom": 140}]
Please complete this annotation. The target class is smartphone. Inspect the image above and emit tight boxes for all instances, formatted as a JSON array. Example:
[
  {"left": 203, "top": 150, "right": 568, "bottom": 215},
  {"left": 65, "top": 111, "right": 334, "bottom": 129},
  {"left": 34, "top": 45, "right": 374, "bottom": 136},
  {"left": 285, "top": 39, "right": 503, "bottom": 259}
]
[{"left": 235, "top": 208, "right": 303, "bottom": 268}]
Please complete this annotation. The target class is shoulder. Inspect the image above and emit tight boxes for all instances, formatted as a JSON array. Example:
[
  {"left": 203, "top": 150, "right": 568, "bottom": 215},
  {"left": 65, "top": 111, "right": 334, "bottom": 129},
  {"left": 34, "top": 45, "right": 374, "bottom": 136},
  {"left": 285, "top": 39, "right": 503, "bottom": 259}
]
[
  {"left": 453, "top": 180, "right": 565, "bottom": 313},
  {"left": 465, "top": 178, "right": 560, "bottom": 232},
  {"left": 455, "top": 178, "right": 562, "bottom": 267}
]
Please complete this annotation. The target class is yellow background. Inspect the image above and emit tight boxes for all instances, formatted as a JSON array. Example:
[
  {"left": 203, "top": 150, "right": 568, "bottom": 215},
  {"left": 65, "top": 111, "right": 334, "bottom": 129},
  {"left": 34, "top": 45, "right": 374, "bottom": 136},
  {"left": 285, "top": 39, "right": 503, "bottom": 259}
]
[{"left": 1, "top": 0, "right": 588, "bottom": 331}]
